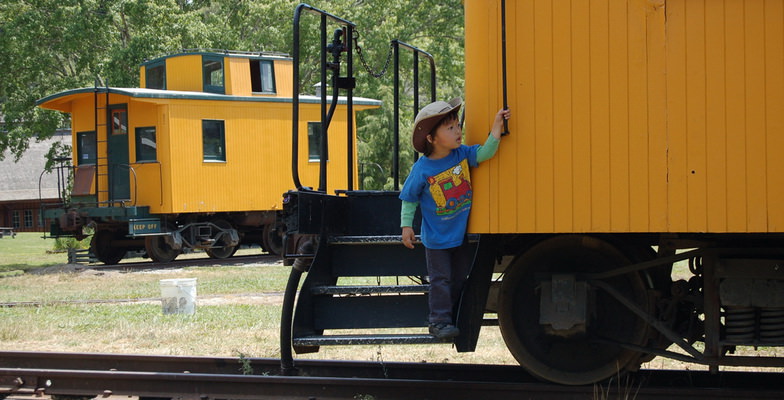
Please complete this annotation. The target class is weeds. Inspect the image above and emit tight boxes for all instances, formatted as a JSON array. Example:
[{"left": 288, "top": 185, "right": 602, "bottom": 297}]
[
  {"left": 237, "top": 351, "right": 254, "bottom": 375},
  {"left": 593, "top": 371, "right": 641, "bottom": 400},
  {"left": 52, "top": 236, "right": 90, "bottom": 252}
]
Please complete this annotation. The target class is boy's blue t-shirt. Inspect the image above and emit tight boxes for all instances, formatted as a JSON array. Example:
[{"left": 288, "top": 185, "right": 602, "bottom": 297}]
[{"left": 399, "top": 145, "right": 479, "bottom": 249}]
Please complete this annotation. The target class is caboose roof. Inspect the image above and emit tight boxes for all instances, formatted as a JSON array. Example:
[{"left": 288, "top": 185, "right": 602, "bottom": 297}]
[
  {"left": 36, "top": 87, "right": 382, "bottom": 113},
  {"left": 140, "top": 49, "right": 291, "bottom": 67}
]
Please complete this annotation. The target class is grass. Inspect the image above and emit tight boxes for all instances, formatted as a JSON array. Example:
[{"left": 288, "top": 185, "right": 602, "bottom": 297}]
[
  {"left": 0, "top": 264, "right": 292, "bottom": 303},
  {"left": 2, "top": 238, "right": 781, "bottom": 373},
  {"left": 0, "top": 232, "right": 68, "bottom": 273},
  {"left": 0, "top": 235, "right": 515, "bottom": 364}
]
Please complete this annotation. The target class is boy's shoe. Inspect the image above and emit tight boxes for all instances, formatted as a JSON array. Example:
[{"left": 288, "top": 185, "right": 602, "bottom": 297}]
[{"left": 429, "top": 322, "right": 460, "bottom": 339}]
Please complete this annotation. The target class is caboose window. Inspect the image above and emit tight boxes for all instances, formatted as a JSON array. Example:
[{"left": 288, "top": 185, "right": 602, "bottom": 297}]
[
  {"left": 135, "top": 127, "right": 157, "bottom": 162},
  {"left": 146, "top": 61, "right": 166, "bottom": 89},
  {"left": 76, "top": 131, "right": 97, "bottom": 165},
  {"left": 308, "top": 122, "right": 323, "bottom": 162},
  {"left": 110, "top": 107, "right": 128, "bottom": 135},
  {"left": 250, "top": 60, "right": 276, "bottom": 93},
  {"left": 202, "top": 56, "right": 225, "bottom": 94},
  {"left": 202, "top": 120, "right": 226, "bottom": 162}
]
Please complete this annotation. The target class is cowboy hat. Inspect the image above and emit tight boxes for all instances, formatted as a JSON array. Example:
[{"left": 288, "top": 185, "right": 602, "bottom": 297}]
[{"left": 412, "top": 97, "right": 462, "bottom": 153}]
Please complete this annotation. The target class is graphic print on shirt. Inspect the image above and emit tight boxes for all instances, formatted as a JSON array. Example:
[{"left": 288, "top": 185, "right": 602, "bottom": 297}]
[{"left": 427, "top": 159, "right": 473, "bottom": 216}]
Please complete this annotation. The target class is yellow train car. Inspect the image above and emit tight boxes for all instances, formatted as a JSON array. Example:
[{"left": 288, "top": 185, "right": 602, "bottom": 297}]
[
  {"left": 280, "top": 1, "right": 784, "bottom": 387},
  {"left": 466, "top": 0, "right": 784, "bottom": 235},
  {"left": 39, "top": 50, "right": 379, "bottom": 264}
]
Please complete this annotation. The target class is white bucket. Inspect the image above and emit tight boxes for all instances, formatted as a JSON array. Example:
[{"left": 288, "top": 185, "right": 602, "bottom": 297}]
[{"left": 159, "top": 278, "right": 197, "bottom": 315}]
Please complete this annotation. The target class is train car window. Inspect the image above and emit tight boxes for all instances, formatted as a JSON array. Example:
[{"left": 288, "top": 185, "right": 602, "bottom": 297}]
[
  {"left": 146, "top": 61, "right": 166, "bottom": 89},
  {"left": 76, "top": 131, "right": 97, "bottom": 165},
  {"left": 202, "top": 120, "right": 226, "bottom": 162},
  {"left": 250, "top": 60, "right": 276, "bottom": 94},
  {"left": 110, "top": 108, "right": 128, "bottom": 135},
  {"left": 308, "top": 122, "right": 322, "bottom": 162},
  {"left": 135, "top": 127, "right": 157, "bottom": 162},
  {"left": 202, "top": 56, "right": 225, "bottom": 94}
]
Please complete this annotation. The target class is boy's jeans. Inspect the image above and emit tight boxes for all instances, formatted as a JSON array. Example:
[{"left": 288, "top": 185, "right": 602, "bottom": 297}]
[{"left": 425, "top": 239, "right": 472, "bottom": 325}]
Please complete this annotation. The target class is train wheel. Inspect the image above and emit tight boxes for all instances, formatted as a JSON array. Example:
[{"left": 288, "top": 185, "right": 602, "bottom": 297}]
[
  {"left": 145, "top": 235, "right": 180, "bottom": 263},
  {"left": 497, "top": 235, "right": 649, "bottom": 385},
  {"left": 262, "top": 223, "right": 283, "bottom": 256},
  {"left": 206, "top": 219, "right": 238, "bottom": 259},
  {"left": 90, "top": 230, "right": 126, "bottom": 265}
]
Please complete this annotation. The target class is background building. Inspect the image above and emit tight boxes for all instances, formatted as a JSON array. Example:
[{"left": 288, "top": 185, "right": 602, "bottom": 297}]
[{"left": 0, "top": 130, "right": 69, "bottom": 233}]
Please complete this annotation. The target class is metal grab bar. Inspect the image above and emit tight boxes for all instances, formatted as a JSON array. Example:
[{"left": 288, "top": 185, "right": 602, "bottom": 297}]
[
  {"left": 291, "top": 3, "right": 357, "bottom": 192},
  {"left": 391, "top": 40, "right": 436, "bottom": 190}
]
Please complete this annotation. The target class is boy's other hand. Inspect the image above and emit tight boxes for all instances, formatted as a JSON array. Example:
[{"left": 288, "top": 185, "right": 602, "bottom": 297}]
[{"left": 401, "top": 226, "right": 416, "bottom": 249}]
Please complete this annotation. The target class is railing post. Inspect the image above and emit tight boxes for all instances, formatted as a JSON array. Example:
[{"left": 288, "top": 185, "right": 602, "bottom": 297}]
[
  {"left": 390, "top": 40, "right": 436, "bottom": 190},
  {"left": 291, "top": 4, "right": 356, "bottom": 193},
  {"left": 393, "top": 41, "right": 400, "bottom": 191}
]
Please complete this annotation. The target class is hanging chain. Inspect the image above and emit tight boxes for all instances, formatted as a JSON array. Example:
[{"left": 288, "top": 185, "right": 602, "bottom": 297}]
[{"left": 353, "top": 29, "right": 394, "bottom": 78}]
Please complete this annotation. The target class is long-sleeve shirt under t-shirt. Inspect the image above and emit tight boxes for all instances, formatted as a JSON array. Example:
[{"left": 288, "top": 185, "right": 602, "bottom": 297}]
[{"left": 399, "top": 134, "right": 500, "bottom": 249}]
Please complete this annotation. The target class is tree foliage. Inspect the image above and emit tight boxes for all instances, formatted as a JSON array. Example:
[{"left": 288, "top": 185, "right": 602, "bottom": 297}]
[{"left": 0, "top": 0, "right": 464, "bottom": 188}]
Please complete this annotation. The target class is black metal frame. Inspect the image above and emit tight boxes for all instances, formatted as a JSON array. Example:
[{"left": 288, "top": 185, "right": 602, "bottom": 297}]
[
  {"left": 291, "top": 3, "right": 355, "bottom": 193},
  {"left": 391, "top": 40, "right": 436, "bottom": 190}
]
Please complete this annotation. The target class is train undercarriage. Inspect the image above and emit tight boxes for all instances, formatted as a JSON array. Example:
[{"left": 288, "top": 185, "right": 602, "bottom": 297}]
[
  {"left": 48, "top": 206, "right": 284, "bottom": 264},
  {"left": 280, "top": 190, "right": 784, "bottom": 385}
]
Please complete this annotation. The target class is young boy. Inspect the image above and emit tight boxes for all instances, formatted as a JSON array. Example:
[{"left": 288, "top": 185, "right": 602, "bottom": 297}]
[{"left": 399, "top": 98, "right": 511, "bottom": 339}]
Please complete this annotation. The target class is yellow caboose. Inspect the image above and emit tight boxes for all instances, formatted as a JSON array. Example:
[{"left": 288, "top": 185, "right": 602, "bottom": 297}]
[
  {"left": 281, "top": 1, "right": 784, "bottom": 386},
  {"left": 39, "top": 50, "right": 379, "bottom": 264}
]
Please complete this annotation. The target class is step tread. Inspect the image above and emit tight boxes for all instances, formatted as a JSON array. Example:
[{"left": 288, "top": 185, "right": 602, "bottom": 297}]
[
  {"left": 293, "top": 333, "right": 450, "bottom": 346},
  {"left": 311, "top": 284, "right": 430, "bottom": 295},
  {"left": 328, "top": 235, "right": 408, "bottom": 244},
  {"left": 329, "top": 233, "right": 480, "bottom": 245}
]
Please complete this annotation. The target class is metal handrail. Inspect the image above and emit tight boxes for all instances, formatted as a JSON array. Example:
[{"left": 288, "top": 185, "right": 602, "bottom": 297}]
[
  {"left": 291, "top": 3, "right": 357, "bottom": 192},
  {"left": 391, "top": 40, "right": 436, "bottom": 190}
]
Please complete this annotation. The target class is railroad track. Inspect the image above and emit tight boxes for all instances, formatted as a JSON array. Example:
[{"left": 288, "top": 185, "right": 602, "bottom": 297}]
[
  {"left": 63, "top": 253, "right": 281, "bottom": 272},
  {"left": 0, "top": 352, "right": 782, "bottom": 399}
]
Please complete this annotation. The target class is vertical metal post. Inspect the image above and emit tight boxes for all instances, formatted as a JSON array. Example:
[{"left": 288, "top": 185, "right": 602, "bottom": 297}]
[
  {"left": 392, "top": 41, "right": 400, "bottom": 191},
  {"left": 391, "top": 41, "right": 436, "bottom": 169},
  {"left": 702, "top": 254, "right": 721, "bottom": 373},
  {"left": 93, "top": 84, "right": 100, "bottom": 200},
  {"left": 501, "top": 0, "right": 509, "bottom": 135},
  {"left": 318, "top": 14, "right": 328, "bottom": 193},
  {"left": 346, "top": 25, "right": 354, "bottom": 192},
  {"left": 291, "top": 5, "right": 304, "bottom": 190},
  {"left": 413, "top": 52, "right": 420, "bottom": 115}
]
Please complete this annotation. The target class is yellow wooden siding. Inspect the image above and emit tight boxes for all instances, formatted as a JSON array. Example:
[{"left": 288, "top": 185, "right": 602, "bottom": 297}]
[
  {"left": 139, "top": 67, "right": 147, "bottom": 89},
  {"left": 127, "top": 101, "right": 163, "bottom": 211},
  {"left": 225, "top": 57, "right": 250, "bottom": 96},
  {"left": 162, "top": 100, "right": 367, "bottom": 214},
  {"left": 665, "top": 0, "right": 783, "bottom": 232},
  {"left": 466, "top": 0, "right": 783, "bottom": 234},
  {"left": 273, "top": 60, "right": 293, "bottom": 97},
  {"left": 166, "top": 55, "right": 203, "bottom": 92}
]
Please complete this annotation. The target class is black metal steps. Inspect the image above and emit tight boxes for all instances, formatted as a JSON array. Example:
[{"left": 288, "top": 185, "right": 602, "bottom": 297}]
[
  {"left": 328, "top": 235, "right": 408, "bottom": 245},
  {"left": 293, "top": 333, "right": 450, "bottom": 346},
  {"left": 310, "top": 284, "right": 429, "bottom": 295}
]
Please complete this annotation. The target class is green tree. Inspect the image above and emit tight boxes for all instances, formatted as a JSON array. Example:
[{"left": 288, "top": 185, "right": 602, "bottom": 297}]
[{"left": 0, "top": 0, "right": 209, "bottom": 163}]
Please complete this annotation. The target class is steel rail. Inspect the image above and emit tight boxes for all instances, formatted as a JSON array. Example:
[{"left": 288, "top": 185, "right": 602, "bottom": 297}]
[
  {"left": 1, "top": 352, "right": 784, "bottom": 399},
  {"left": 66, "top": 253, "right": 279, "bottom": 271}
]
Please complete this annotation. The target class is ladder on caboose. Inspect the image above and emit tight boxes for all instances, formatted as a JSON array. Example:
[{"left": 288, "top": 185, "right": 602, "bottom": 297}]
[{"left": 92, "top": 80, "right": 110, "bottom": 206}]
